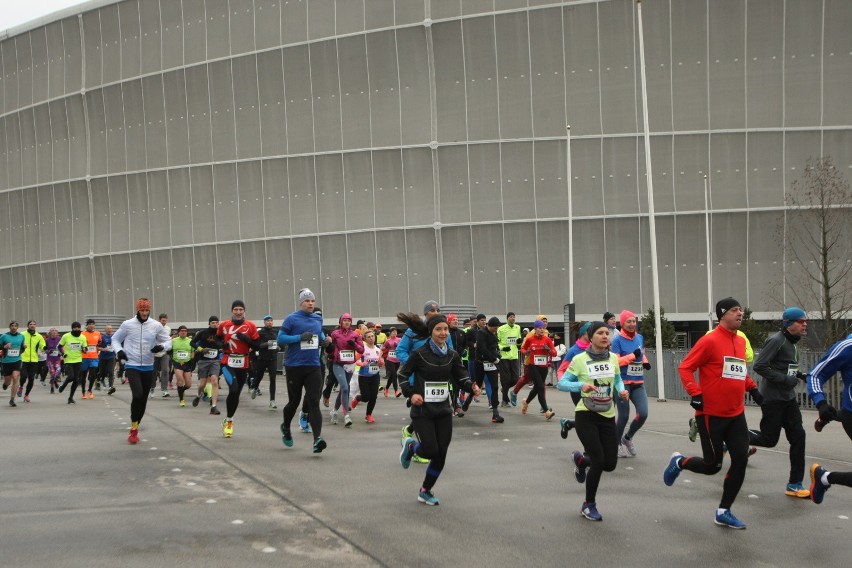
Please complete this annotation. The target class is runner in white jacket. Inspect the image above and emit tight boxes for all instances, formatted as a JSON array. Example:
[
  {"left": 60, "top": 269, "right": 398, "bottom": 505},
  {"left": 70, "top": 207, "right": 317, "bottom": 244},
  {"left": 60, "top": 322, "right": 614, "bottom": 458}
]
[{"left": 112, "top": 298, "right": 172, "bottom": 445}]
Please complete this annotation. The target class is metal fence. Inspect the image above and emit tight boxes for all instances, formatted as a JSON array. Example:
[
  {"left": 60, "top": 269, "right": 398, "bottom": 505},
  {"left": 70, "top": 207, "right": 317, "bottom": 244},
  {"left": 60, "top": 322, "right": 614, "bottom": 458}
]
[{"left": 642, "top": 349, "right": 841, "bottom": 410}]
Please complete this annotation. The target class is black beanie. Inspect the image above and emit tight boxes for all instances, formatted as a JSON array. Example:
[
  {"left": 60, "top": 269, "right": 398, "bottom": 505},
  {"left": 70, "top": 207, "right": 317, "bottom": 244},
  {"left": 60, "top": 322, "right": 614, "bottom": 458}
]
[
  {"left": 209, "top": 315, "right": 219, "bottom": 323},
  {"left": 487, "top": 316, "right": 500, "bottom": 327},
  {"left": 603, "top": 312, "right": 615, "bottom": 322},
  {"left": 587, "top": 321, "right": 608, "bottom": 339},
  {"left": 231, "top": 299, "right": 245, "bottom": 310},
  {"left": 715, "top": 297, "right": 741, "bottom": 321},
  {"left": 426, "top": 314, "right": 448, "bottom": 335}
]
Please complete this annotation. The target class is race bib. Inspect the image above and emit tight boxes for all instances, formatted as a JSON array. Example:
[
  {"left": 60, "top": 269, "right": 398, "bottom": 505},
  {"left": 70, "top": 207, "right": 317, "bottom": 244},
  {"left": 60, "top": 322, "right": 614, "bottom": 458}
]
[
  {"left": 339, "top": 350, "right": 355, "bottom": 363},
  {"left": 388, "top": 350, "right": 396, "bottom": 359},
  {"left": 203, "top": 349, "right": 218, "bottom": 359},
  {"left": 587, "top": 361, "right": 614, "bottom": 380},
  {"left": 627, "top": 363, "right": 644, "bottom": 377},
  {"left": 49, "top": 349, "right": 59, "bottom": 356},
  {"left": 68, "top": 342, "right": 81, "bottom": 351},
  {"left": 227, "top": 354, "right": 246, "bottom": 367},
  {"left": 6, "top": 348, "right": 20, "bottom": 357},
  {"left": 507, "top": 337, "right": 518, "bottom": 345},
  {"left": 86, "top": 346, "right": 96, "bottom": 354},
  {"left": 267, "top": 340, "right": 278, "bottom": 350},
  {"left": 300, "top": 335, "right": 319, "bottom": 350},
  {"left": 483, "top": 361, "right": 497, "bottom": 371},
  {"left": 721, "top": 356, "right": 747, "bottom": 380},
  {"left": 368, "top": 363, "right": 379, "bottom": 374},
  {"left": 176, "top": 351, "right": 189, "bottom": 359},
  {"left": 787, "top": 364, "right": 799, "bottom": 377},
  {"left": 424, "top": 381, "right": 449, "bottom": 403},
  {"left": 551, "top": 356, "right": 559, "bottom": 362},
  {"left": 533, "top": 355, "right": 548, "bottom": 366}
]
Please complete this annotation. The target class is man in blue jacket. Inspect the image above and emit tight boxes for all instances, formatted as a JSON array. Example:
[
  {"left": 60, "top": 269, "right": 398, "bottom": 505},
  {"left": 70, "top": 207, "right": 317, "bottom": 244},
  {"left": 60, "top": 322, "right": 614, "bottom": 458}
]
[
  {"left": 807, "top": 332, "right": 852, "bottom": 504},
  {"left": 278, "top": 288, "right": 327, "bottom": 454}
]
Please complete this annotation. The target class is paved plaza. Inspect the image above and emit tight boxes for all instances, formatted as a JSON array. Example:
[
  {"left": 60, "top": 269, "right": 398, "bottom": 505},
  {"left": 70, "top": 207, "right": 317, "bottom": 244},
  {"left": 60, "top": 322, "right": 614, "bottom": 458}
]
[{"left": 2, "top": 383, "right": 850, "bottom": 567}]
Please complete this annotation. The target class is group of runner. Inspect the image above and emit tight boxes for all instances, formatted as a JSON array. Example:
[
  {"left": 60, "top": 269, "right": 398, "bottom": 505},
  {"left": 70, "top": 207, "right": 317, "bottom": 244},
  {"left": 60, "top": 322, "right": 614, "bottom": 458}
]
[{"left": 4, "top": 292, "right": 851, "bottom": 524}]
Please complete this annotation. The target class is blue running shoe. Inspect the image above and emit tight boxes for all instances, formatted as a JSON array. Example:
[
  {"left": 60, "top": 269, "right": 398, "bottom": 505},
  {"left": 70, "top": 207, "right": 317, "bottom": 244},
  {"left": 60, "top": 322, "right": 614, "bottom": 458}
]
[
  {"left": 714, "top": 509, "right": 746, "bottom": 529},
  {"left": 810, "top": 464, "right": 829, "bottom": 504},
  {"left": 418, "top": 489, "right": 440, "bottom": 506},
  {"left": 663, "top": 452, "right": 683, "bottom": 486},
  {"left": 400, "top": 437, "right": 415, "bottom": 469},
  {"left": 581, "top": 501, "right": 602, "bottom": 521},
  {"left": 299, "top": 412, "right": 312, "bottom": 433},
  {"left": 510, "top": 390, "right": 517, "bottom": 406},
  {"left": 560, "top": 417, "right": 575, "bottom": 439},
  {"left": 280, "top": 423, "right": 293, "bottom": 447},
  {"left": 573, "top": 451, "right": 587, "bottom": 484},
  {"left": 312, "top": 436, "right": 327, "bottom": 453}
]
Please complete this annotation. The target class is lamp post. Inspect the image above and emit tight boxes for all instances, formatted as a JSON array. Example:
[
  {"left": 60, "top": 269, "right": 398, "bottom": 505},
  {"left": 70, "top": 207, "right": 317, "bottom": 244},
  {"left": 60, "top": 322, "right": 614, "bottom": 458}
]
[
  {"left": 636, "top": 0, "right": 666, "bottom": 401},
  {"left": 704, "top": 175, "right": 713, "bottom": 330}
]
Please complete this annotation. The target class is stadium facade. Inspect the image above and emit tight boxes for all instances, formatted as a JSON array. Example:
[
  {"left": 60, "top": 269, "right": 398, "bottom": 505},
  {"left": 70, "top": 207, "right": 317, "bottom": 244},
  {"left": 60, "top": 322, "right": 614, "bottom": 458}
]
[{"left": 1, "top": 0, "right": 850, "bottom": 328}]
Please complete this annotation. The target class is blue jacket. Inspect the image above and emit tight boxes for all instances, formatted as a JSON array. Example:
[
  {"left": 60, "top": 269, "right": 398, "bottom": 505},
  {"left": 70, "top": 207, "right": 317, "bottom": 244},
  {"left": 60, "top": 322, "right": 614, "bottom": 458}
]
[
  {"left": 278, "top": 309, "right": 325, "bottom": 367},
  {"left": 611, "top": 331, "right": 646, "bottom": 383},
  {"left": 807, "top": 334, "right": 852, "bottom": 413},
  {"left": 0, "top": 332, "right": 25, "bottom": 363}
]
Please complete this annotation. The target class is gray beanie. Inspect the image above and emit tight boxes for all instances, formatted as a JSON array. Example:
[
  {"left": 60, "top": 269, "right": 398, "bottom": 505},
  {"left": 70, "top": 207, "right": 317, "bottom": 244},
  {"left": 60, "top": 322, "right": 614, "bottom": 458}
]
[{"left": 299, "top": 288, "right": 316, "bottom": 303}]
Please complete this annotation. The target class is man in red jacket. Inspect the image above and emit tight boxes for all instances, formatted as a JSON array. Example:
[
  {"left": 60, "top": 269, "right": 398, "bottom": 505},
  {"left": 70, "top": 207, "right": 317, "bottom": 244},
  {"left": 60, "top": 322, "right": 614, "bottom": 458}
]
[{"left": 662, "top": 297, "right": 764, "bottom": 530}]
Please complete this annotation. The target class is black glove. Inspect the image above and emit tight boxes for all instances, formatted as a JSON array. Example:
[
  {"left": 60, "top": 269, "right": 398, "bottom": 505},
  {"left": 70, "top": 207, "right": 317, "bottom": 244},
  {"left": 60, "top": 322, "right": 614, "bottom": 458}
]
[
  {"left": 501, "top": 346, "right": 511, "bottom": 352},
  {"left": 299, "top": 331, "right": 314, "bottom": 342},
  {"left": 235, "top": 332, "right": 251, "bottom": 343},
  {"left": 347, "top": 339, "right": 356, "bottom": 347},
  {"left": 150, "top": 345, "right": 164, "bottom": 353},
  {"left": 689, "top": 394, "right": 704, "bottom": 411},
  {"left": 633, "top": 348, "right": 642, "bottom": 360},
  {"left": 795, "top": 371, "right": 806, "bottom": 381},
  {"left": 749, "top": 388, "right": 764, "bottom": 405},
  {"left": 116, "top": 350, "right": 128, "bottom": 362},
  {"left": 817, "top": 400, "right": 839, "bottom": 423},
  {"left": 643, "top": 362, "right": 651, "bottom": 370},
  {"left": 321, "top": 337, "right": 331, "bottom": 348}
]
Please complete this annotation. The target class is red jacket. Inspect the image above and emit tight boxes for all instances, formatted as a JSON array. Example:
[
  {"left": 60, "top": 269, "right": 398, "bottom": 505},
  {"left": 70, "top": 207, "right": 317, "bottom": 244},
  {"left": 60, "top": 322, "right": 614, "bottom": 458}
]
[
  {"left": 217, "top": 319, "right": 260, "bottom": 370},
  {"left": 521, "top": 334, "right": 556, "bottom": 367},
  {"left": 679, "top": 326, "right": 757, "bottom": 418}
]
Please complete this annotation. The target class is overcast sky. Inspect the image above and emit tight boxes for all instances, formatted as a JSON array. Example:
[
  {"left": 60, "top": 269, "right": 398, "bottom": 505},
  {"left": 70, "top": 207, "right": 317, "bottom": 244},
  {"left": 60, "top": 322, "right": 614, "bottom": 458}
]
[{"left": 1, "top": 0, "right": 90, "bottom": 33}]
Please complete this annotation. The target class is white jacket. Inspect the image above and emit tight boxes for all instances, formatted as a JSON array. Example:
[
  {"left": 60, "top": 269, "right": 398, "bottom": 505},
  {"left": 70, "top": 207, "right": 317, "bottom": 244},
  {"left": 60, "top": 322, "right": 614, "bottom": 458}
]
[{"left": 112, "top": 316, "right": 172, "bottom": 368}]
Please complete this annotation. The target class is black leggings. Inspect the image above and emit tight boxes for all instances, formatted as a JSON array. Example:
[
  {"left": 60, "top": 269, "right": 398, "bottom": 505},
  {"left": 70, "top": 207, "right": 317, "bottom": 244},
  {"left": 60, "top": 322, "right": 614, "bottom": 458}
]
[
  {"left": 59, "top": 362, "right": 82, "bottom": 399},
  {"left": 498, "top": 358, "right": 519, "bottom": 403},
  {"left": 126, "top": 368, "right": 155, "bottom": 424},
  {"left": 574, "top": 411, "right": 618, "bottom": 503},
  {"left": 283, "top": 366, "right": 323, "bottom": 439},
  {"left": 477, "top": 364, "right": 500, "bottom": 416},
  {"left": 526, "top": 365, "right": 549, "bottom": 411},
  {"left": 99, "top": 359, "right": 116, "bottom": 387},
  {"left": 748, "top": 399, "right": 806, "bottom": 484},
  {"left": 384, "top": 361, "right": 399, "bottom": 392},
  {"left": 21, "top": 362, "right": 40, "bottom": 396},
  {"left": 683, "top": 412, "right": 750, "bottom": 509},
  {"left": 253, "top": 358, "right": 277, "bottom": 400},
  {"left": 358, "top": 375, "right": 380, "bottom": 416},
  {"left": 223, "top": 367, "right": 249, "bottom": 418},
  {"left": 411, "top": 413, "right": 453, "bottom": 491}
]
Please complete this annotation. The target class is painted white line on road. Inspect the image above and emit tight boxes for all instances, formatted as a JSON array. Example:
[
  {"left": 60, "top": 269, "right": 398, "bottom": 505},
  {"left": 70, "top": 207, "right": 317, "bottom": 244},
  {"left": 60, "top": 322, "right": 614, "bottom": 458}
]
[
  {"left": 262, "top": 547, "right": 276, "bottom": 553},
  {"left": 231, "top": 519, "right": 244, "bottom": 524}
]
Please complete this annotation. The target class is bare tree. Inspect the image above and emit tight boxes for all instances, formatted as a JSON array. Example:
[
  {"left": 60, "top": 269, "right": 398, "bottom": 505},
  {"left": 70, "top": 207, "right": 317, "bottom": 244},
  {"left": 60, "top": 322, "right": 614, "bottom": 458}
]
[{"left": 783, "top": 157, "right": 852, "bottom": 348}]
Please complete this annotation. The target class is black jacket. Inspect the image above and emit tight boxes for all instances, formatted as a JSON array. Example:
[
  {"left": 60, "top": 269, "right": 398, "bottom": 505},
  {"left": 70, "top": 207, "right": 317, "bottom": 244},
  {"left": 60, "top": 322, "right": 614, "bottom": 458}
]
[
  {"left": 475, "top": 328, "right": 499, "bottom": 363},
  {"left": 257, "top": 326, "right": 279, "bottom": 360},
  {"left": 399, "top": 343, "right": 474, "bottom": 419},
  {"left": 191, "top": 327, "right": 224, "bottom": 357}
]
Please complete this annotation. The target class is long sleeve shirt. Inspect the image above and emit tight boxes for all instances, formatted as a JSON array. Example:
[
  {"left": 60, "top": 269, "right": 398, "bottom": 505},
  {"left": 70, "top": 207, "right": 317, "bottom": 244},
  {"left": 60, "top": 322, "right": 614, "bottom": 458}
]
[{"left": 679, "top": 326, "right": 757, "bottom": 418}]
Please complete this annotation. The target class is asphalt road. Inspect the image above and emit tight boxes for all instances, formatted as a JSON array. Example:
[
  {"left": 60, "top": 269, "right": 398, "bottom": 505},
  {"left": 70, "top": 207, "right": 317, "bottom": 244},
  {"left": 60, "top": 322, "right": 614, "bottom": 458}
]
[{"left": 2, "top": 380, "right": 850, "bottom": 567}]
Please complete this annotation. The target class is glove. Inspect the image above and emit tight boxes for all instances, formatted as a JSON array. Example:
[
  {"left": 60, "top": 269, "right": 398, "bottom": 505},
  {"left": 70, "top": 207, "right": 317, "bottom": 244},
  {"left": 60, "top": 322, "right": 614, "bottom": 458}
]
[
  {"left": 795, "top": 371, "right": 806, "bottom": 381},
  {"left": 150, "top": 345, "right": 164, "bottom": 353},
  {"left": 116, "top": 350, "right": 128, "bottom": 362},
  {"left": 299, "top": 331, "right": 314, "bottom": 342},
  {"left": 689, "top": 394, "right": 703, "bottom": 411},
  {"left": 643, "top": 362, "right": 651, "bottom": 370},
  {"left": 321, "top": 337, "right": 331, "bottom": 348},
  {"left": 633, "top": 348, "right": 642, "bottom": 360},
  {"left": 501, "top": 346, "right": 511, "bottom": 352},
  {"left": 749, "top": 388, "right": 764, "bottom": 405},
  {"left": 235, "top": 332, "right": 251, "bottom": 343},
  {"left": 347, "top": 339, "right": 356, "bottom": 347},
  {"left": 817, "top": 400, "right": 839, "bottom": 423}
]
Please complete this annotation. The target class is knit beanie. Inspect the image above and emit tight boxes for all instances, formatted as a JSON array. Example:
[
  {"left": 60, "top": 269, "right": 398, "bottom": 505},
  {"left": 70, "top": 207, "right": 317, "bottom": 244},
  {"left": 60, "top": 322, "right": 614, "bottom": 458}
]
[
  {"left": 782, "top": 307, "right": 807, "bottom": 328},
  {"left": 619, "top": 310, "right": 636, "bottom": 327},
  {"left": 715, "top": 297, "right": 741, "bottom": 321}
]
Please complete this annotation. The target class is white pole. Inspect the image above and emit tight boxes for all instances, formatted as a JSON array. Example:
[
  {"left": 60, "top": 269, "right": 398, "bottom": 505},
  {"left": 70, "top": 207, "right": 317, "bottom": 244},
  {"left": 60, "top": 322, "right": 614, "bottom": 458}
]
[
  {"left": 636, "top": 0, "right": 666, "bottom": 401},
  {"left": 567, "top": 124, "right": 574, "bottom": 307},
  {"left": 704, "top": 175, "right": 713, "bottom": 330}
]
